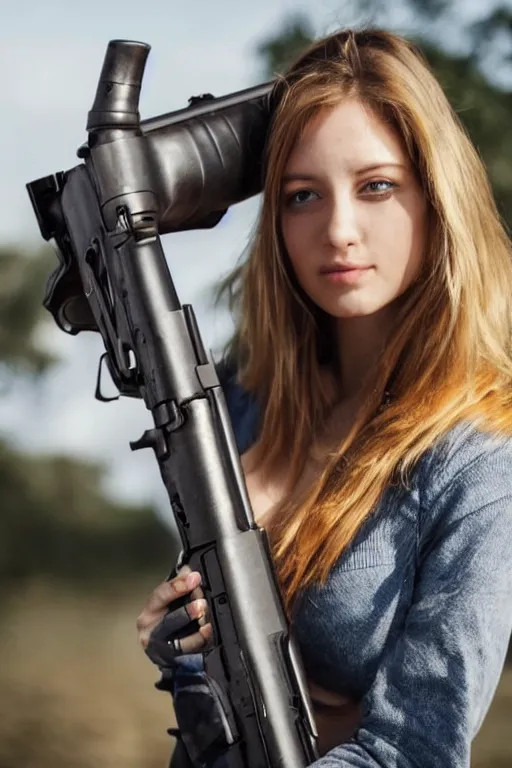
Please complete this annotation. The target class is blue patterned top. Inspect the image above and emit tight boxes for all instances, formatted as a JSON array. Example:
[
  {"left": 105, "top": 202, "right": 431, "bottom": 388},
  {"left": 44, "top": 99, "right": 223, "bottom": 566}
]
[{"left": 170, "top": 369, "right": 512, "bottom": 768}]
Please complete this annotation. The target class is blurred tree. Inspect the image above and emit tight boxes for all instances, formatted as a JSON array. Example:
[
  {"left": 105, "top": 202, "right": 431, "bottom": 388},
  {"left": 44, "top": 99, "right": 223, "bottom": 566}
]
[
  {"left": 256, "top": 13, "right": 315, "bottom": 78},
  {"left": 468, "top": 4, "right": 512, "bottom": 60},
  {"left": 0, "top": 245, "right": 57, "bottom": 385},
  {"left": 0, "top": 242, "right": 177, "bottom": 588},
  {"left": 416, "top": 41, "right": 512, "bottom": 229},
  {"left": 0, "top": 438, "right": 174, "bottom": 591}
]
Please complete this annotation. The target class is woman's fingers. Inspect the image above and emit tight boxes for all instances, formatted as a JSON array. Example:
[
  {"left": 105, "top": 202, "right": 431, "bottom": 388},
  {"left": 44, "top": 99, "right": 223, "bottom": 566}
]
[
  {"left": 146, "top": 621, "right": 213, "bottom": 663},
  {"left": 177, "top": 622, "right": 214, "bottom": 655},
  {"left": 136, "top": 565, "right": 214, "bottom": 661},
  {"left": 145, "top": 616, "right": 214, "bottom": 664},
  {"left": 152, "top": 598, "right": 208, "bottom": 641},
  {"left": 136, "top": 570, "right": 204, "bottom": 649},
  {"left": 151, "top": 571, "right": 202, "bottom": 611},
  {"left": 143, "top": 598, "right": 210, "bottom": 665},
  {"left": 189, "top": 583, "right": 206, "bottom": 602}
]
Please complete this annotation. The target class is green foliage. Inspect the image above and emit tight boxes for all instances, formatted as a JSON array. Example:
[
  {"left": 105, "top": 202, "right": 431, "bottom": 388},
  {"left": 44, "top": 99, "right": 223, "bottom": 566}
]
[
  {"left": 468, "top": 5, "right": 512, "bottom": 60},
  {"left": 0, "top": 242, "right": 178, "bottom": 589},
  {"left": 406, "top": 0, "right": 450, "bottom": 15},
  {"left": 418, "top": 40, "right": 512, "bottom": 231},
  {"left": 0, "top": 245, "right": 57, "bottom": 382},
  {"left": 0, "top": 438, "right": 176, "bottom": 589},
  {"left": 255, "top": 13, "right": 315, "bottom": 77}
]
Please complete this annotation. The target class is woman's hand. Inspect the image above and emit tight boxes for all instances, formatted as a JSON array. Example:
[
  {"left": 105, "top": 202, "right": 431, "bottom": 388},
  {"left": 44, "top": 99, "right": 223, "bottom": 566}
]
[{"left": 136, "top": 566, "right": 213, "bottom": 661}]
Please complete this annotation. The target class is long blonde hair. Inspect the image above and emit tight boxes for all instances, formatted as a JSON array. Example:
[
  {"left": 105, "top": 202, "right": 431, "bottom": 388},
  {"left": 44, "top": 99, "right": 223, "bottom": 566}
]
[{"left": 221, "top": 29, "right": 512, "bottom": 613}]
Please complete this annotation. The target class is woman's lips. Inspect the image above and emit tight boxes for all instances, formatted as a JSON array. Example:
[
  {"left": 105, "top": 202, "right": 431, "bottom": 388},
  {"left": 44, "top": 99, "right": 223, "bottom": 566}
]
[{"left": 320, "top": 266, "right": 373, "bottom": 285}]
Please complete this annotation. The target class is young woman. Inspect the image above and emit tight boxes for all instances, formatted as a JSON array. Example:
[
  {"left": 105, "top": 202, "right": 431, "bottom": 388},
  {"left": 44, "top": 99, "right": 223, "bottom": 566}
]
[{"left": 136, "top": 28, "right": 512, "bottom": 767}]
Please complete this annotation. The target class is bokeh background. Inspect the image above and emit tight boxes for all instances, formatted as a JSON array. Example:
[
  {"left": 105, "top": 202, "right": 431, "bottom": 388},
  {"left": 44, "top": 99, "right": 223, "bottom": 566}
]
[{"left": 1, "top": 0, "right": 511, "bottom": 766}]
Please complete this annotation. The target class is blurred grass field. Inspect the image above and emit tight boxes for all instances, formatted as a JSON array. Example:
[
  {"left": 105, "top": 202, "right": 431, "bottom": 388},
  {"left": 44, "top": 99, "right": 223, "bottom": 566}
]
[{"left": 0, "top": 580, "right": 510, "bottom": 768}]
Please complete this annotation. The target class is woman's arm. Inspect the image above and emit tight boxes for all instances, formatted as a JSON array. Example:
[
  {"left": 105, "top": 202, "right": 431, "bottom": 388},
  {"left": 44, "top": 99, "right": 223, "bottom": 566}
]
[{"left": 312, "top": 432, "right": 512, "bottom": 768}]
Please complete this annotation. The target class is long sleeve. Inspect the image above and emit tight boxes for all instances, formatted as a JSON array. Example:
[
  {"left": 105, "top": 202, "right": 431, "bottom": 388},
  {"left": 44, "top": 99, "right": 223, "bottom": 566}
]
[{"left": 312, "top": 431, "right": 512, "bottom": 768}]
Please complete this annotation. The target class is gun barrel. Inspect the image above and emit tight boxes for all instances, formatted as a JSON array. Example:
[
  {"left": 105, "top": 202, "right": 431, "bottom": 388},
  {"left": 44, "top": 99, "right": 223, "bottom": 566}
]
[{"left": 87, "top": 39, "right": 150, "bottom": 132}]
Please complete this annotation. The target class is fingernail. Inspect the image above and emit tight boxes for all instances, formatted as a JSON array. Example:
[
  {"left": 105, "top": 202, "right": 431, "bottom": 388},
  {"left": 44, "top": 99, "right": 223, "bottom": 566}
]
[
  {"left": 193, "top": 598, "right": 207, "bottom": 614},
  {"left": 186, "top": 572, "right": 200, "bottom": 590},
  {"left": 197, "top": 614, "right": 207, "bottom": 627}
]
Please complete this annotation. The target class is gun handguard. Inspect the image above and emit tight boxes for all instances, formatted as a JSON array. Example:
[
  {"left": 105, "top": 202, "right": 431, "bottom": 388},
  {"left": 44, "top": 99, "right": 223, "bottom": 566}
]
[{"left": 26, "top": 40, "right": 318, "bottom": 768}]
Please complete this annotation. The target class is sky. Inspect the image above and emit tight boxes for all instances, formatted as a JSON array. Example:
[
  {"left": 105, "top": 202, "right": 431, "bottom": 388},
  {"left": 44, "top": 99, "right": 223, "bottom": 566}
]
[{"left": 0, "top": 0, "right": 507, "bottom": 519}]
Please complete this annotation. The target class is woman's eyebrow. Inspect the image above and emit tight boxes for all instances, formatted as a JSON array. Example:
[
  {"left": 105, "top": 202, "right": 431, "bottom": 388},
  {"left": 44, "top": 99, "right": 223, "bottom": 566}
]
[
  {"left": 354, "top": 162, "right": 407, "bottom": 174},
  {"left": 282, "top": 162, "right": 407, "bottom": 184},
  {"left": 281, "top": 172, "right": 319, "bottom": 184}
]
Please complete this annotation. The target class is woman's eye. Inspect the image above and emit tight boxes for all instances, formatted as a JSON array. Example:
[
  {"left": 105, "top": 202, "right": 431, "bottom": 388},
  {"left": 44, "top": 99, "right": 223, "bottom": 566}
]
[
  {"left": 285, "top": 189, "right": 319, "bottom": 207},
  {"left": 362, "top": 180, "right": 396, "bottom": 195}
]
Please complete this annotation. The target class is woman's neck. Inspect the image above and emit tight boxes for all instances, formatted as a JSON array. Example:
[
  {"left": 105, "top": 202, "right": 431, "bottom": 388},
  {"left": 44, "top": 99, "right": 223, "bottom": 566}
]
[{"left": 333, "top": 306, "right": 396, "bottom": 401}]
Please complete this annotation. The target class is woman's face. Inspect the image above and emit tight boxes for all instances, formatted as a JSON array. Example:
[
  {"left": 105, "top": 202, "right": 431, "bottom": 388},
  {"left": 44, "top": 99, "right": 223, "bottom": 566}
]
[{"left": 279, "top": 99, "right": 427, "bottom": 320}]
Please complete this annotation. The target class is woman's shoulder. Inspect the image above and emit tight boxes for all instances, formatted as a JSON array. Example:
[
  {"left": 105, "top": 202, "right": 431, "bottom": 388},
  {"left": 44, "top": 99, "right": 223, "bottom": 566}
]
[
  {"left": 415, "top": 421, "right": 512, "bottom": 538},
  {"left": 419, "top": 420, "right": 512, "bottom": 489}
]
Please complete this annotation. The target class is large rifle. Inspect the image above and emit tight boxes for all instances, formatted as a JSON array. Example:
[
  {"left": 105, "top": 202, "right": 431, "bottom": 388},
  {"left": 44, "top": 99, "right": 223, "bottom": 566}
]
[{"left": 26, "top": 40, "right": 318, "bottom": 768}]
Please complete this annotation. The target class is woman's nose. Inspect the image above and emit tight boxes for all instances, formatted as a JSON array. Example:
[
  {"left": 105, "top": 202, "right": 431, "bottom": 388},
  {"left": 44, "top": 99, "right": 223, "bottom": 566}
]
[{"left": 324, "top": 198, "right": 361, "bottom": 251}]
